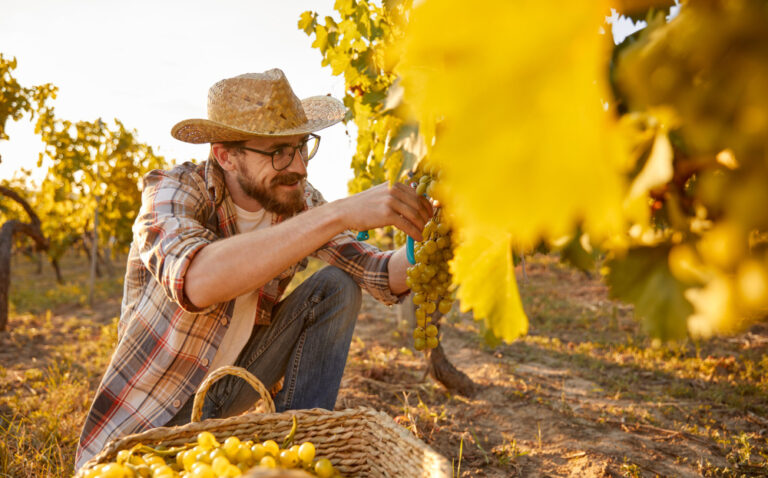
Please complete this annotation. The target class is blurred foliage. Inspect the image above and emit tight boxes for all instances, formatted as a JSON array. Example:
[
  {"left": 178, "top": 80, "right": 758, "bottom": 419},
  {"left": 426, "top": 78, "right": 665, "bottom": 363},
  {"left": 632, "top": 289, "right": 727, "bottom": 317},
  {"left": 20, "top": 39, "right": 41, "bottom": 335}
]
[
  {"left": 300, "top": 0, "right": 421, "bottom": 248},
  {"left": 0, "top": 55, "right": 168, "bottom": 266},
  {"left": 304, "top": 0, "right": 768, "bottom": 342},
  {"left": 0, "top": 54, "right": 56, "bottom": 142},
  {"left": 35, "top": 113, "right": 166, "bottom": 259}
]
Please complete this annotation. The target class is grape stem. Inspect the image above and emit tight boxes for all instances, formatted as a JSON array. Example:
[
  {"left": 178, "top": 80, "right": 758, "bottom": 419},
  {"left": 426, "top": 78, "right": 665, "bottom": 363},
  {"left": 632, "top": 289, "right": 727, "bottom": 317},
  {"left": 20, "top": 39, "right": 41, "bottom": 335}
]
[{"left": 281, "top": 415, "right": 298, "bottom": 449}]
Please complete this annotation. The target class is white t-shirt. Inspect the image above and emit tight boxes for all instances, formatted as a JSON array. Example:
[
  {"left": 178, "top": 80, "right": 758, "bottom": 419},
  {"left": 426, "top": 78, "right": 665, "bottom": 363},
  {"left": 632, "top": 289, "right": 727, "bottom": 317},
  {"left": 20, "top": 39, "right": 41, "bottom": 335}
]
[{"left": 205, "top": 203, "right": 273, "bottom": 376}]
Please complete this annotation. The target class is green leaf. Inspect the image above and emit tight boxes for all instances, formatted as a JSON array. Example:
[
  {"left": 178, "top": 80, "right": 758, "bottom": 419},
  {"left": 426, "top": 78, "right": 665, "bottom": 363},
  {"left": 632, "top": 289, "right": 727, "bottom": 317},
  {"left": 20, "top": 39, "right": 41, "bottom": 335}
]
[
  {"left": 312, "top": 25, "right": 329, "bottom": 53},
  {"left": 381, "top": 79, "right": 403, "bottom": 112},
  {"left": 625, "top": 127, "right": 673, "bottom": 214},
  {"left": 325, "top": 16, "right": 339, "bottom": 31},
  {"left": 607, "top": 246, "right": 692, "bottom": 341},
  {"left": 453, "top": 233, "right": 529, "bottom": 343},
  {"left": 361, "top": 89, "right": 386, "bottom": 106},
  {"left": 388, "top": 122, "right": 424, "bottom": 177},
  {"left": 298, "top": 11, "right": 316, "bottom": 34},
  {"left": 558, "top": 234, "right": 596, "bottom": 272},
  {"left": 334, "top": 0, "right": 356, "bottom": 16},
  {"left": 329, "top": 52, "right": 349, "bottom": 76},
  {"left": 355, "top": 5, "right": 373, "bottom": 38}
]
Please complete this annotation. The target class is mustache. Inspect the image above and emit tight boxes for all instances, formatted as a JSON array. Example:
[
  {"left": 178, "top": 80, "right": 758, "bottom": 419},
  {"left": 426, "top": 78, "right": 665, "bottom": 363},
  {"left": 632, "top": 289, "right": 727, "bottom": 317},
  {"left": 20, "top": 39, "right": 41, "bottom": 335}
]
[{"left": 271, "top": 172, "right": 305, "bottom": 187}]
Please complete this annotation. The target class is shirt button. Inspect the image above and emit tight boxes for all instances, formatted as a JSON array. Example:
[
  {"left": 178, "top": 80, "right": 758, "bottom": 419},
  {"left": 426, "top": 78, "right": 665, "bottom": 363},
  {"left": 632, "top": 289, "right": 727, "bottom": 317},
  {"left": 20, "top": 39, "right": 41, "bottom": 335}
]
[
  {"left": 201, "top": 358, "right": 210, "bottom": 367},
  {"left": 221, "top": 317, "right": 228, "bottom": 326},
  {"left": 172, "top": 399, "right": 181, "bottom": 408}
]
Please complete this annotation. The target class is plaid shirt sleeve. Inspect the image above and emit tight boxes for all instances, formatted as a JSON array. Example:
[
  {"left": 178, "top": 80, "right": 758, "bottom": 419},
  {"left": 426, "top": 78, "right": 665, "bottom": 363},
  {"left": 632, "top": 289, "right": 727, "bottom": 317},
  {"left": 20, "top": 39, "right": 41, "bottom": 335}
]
[
  {"left": 305, "top": 184, "right": 403, "bottom": 305},
  {"left": 133, "top": 166, "right": 218, "bottom": 313}
]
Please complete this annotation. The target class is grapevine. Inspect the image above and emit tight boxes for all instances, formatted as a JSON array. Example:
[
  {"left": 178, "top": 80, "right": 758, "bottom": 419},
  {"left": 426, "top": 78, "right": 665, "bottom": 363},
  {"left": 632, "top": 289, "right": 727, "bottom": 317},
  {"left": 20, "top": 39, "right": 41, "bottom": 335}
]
[{"left": 80, "top": 417, "right": 342, "bottom": 478}]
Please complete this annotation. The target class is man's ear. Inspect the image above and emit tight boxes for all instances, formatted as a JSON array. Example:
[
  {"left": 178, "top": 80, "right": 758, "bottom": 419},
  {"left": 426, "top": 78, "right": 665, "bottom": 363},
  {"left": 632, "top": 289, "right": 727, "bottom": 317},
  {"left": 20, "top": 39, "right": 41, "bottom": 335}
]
[{"left": 211, "top": 143, "right": 237, "bottom": 172}]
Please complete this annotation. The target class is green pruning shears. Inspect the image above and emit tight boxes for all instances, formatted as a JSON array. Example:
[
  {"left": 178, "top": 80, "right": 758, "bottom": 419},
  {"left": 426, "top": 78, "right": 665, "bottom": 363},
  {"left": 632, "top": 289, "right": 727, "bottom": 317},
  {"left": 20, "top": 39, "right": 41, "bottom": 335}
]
[{"left": 355, "top": 180, "right": 418, "bottom": 265}]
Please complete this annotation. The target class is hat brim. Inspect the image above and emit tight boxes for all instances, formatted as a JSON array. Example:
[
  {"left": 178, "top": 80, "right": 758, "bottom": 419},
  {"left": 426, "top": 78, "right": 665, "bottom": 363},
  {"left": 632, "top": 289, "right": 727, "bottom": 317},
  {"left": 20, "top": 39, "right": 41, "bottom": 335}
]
[{"left": 171, "top": 96, "right": 346, "bottom": 144}]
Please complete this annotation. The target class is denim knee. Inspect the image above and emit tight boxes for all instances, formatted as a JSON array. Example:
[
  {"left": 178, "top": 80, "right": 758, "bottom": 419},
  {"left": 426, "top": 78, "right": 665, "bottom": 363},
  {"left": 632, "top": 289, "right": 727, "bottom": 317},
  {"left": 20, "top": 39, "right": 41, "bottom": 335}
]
[{"left": 314, "top": 266, "right": 362, "bottom": 308}]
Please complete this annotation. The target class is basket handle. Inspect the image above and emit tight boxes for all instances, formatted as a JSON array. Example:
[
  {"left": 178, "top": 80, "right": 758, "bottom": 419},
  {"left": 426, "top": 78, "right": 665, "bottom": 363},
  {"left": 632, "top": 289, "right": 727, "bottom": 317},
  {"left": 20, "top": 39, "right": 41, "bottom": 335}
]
[{"left": 191, "top": 365, "right": 276, "bottom": 422}]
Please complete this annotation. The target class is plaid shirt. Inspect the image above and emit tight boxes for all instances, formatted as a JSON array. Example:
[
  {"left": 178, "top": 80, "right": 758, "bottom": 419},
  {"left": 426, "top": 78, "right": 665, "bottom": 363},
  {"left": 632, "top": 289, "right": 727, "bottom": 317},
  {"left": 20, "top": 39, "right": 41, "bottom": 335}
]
[{"left": 75, "top": 160, "right": 399, "bottom": 470}]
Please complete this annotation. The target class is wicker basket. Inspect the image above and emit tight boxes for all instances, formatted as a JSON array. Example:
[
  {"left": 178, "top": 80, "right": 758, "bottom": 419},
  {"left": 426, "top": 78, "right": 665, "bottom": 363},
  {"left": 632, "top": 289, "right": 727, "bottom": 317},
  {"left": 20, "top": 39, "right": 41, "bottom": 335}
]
[{"left": 77, "top": 366, "right": 451, "bottom": 477}]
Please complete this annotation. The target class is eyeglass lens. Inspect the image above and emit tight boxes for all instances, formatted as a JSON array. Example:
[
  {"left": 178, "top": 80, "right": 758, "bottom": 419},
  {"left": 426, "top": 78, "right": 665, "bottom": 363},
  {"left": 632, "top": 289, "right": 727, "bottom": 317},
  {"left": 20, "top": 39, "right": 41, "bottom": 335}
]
[{"left": 273, "top": 135, "right": 319, "bottom": 170}]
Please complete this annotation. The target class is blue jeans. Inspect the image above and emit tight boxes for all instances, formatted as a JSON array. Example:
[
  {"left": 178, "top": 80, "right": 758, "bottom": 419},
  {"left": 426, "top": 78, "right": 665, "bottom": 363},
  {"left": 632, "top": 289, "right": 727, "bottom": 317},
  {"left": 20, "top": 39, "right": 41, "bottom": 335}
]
[{"left": 166, "top": 266, "right": 362, "bottom": 426}]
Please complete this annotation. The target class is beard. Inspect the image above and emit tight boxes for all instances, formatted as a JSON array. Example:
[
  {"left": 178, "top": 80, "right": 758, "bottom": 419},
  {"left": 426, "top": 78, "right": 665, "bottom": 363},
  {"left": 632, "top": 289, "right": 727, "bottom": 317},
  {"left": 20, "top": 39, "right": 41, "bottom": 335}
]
[{"left": 235, "top": 169, "right": 306, "bottom": 216}]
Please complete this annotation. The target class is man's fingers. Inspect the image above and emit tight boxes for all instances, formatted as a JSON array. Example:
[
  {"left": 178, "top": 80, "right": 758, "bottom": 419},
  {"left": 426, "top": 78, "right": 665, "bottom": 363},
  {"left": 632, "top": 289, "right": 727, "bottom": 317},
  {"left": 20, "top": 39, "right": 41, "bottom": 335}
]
[
  {"left": 389, "top": 196, "right": 426, "bottom": 232},
  {"left": 390, "top": 182, "right": 433, "bottom": 224},
  {"left": 393, "top": 214, "right": 424, "bottom": 241}
]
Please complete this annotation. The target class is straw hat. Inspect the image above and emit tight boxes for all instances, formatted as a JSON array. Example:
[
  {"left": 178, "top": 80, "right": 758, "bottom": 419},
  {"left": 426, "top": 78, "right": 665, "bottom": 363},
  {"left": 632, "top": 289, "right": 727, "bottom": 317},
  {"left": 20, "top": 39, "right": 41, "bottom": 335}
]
[{"left": 171, "top": 69, "right": 346, "bottom": 144}]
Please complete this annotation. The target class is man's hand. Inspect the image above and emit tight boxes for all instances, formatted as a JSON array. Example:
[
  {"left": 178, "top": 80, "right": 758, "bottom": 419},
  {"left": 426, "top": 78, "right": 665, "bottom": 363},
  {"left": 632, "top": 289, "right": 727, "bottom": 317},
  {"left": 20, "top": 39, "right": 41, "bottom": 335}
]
[{"left": 332, "top": 182, "right": 434, "bottom": 241}]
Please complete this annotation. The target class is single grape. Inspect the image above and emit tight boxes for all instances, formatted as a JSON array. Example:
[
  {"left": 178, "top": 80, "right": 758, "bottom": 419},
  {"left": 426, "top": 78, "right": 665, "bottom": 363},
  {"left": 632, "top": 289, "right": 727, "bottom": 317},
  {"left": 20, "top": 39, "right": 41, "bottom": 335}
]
[
  {"left": 196, "top": 449, "right": 213, "bottom": 465},
  {"left": 197, "top": 431, "right": 220, "bottom": 450},
  {"left": 415, "top": 308, "right": 426, "bottom": 322},
  {"left": 298, "top": 442, "right": 316, "bottom": 464},
  {"left": 251, "top": 443, "right": 266, "bottom": 461},
  {"left": 262, "top": 440, "right": 279, "bottom": 457},
  {"left": 423, "top": 301, "right": 436, "bottom": 314},
  {"left": 116, "top": 449, "right": 132, "bottom": 465},
  {"left": 438, "top": 299, "right": 453, "bottom": 314},
  {"left": 235, "top": 445, "right": 253, "bottom": 465},
  {"left": 259, "top": 455, "right": 277, "bottom": 468},
  {"left": 279, "top": 448, "right": 300, "bottom": 468},
  {"left": 414, "top": 337, "right": 426, "bottom": 351},
  {"left": 314, "top": 458, "right": 336, "bottom": 478},
  {"left": 189, "top": 462, "right": 215, "bottom": 478},
  {"left": 221, "top": 436, "right": 240, "bottom": 459},
  {"left": 209, "top": 448, "right": 226, "bottom": 463},
  {"left": 96, "top": 463, "right": 128, "bottom": 478},
  {"left": 212, "top": 456, "right": 231, "bottom": 475},
  {"left": 413, "top": 327, "right": 426, "bottom": 339}
]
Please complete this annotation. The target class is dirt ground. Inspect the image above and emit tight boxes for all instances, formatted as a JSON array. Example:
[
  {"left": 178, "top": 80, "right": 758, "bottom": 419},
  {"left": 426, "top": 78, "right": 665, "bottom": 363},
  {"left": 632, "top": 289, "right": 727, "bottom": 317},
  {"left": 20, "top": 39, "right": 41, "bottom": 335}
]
[
  {"left": 2, "top": 254, "right": 767, "bottom": 477},
  {"left": 336, "top": 257, "right": 768, "bottom": 477}
]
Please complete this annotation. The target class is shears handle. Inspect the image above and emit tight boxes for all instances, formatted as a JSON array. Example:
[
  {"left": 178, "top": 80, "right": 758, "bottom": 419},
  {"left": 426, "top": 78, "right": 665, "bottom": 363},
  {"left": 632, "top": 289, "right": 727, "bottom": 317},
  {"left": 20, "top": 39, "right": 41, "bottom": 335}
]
[{"left": 406, "top": 236, "right": 416, "bottom": 265}]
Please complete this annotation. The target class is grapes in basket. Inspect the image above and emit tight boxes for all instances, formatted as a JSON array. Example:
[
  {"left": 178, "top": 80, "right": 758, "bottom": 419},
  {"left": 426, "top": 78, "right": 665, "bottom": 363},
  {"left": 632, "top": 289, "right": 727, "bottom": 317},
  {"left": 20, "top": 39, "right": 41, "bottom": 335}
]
[{"left": 82, "top": 417, "right": 343, "bottom": 478}]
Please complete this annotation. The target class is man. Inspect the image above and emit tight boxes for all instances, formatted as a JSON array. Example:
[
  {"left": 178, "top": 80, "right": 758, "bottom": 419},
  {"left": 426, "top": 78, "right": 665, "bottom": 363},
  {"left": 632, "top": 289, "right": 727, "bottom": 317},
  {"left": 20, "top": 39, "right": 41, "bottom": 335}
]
[{"left": 75, "top": 69, "right": 431, "bottom": 469}]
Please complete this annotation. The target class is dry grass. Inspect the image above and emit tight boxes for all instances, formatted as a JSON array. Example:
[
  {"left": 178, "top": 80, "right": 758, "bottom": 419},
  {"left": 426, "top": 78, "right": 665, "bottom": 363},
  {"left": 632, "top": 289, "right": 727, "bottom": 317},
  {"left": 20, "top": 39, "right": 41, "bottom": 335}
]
[
  {"left": 0, "top": 253, "right": 121, "bottom": 477},
  {"left": 1, "top": 252, "right": 767, "bottom": 477}
]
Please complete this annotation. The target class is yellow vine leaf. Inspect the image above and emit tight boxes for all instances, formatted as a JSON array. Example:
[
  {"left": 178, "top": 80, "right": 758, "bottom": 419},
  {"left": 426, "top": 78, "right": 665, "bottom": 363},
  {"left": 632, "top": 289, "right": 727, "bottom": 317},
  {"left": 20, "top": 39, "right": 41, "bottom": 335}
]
[
  {"left": 397, "top": 0, "right": 629, "bottom": 340},
  {"left": 624, "top": 127, "right": 673, "bottom": 217},
  {"left": 451, "top": 233, "right": 528, "bottom": 343}
]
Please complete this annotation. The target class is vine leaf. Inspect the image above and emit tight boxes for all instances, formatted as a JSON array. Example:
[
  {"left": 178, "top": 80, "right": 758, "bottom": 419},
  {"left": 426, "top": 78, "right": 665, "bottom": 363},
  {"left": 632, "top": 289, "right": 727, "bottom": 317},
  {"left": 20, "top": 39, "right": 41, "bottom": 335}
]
[
  {"left": 607, "top": 246, "right": 692, "bottom": 341},
  {"left": 625, "top": 127, "right": 673, "bottom": 215},
  {"left": 452, "top": 233, "right": 528, "bottom": 343}
]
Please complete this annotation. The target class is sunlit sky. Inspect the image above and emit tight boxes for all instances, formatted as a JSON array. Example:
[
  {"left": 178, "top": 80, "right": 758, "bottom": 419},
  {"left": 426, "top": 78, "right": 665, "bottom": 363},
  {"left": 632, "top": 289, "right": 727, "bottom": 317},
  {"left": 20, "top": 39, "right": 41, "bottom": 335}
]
[
  {"left": 0, "top": 0, "right": 354, "bottom": 200},
  {"left": 0, "top": 1, "right": 658, "bottom": 201}
]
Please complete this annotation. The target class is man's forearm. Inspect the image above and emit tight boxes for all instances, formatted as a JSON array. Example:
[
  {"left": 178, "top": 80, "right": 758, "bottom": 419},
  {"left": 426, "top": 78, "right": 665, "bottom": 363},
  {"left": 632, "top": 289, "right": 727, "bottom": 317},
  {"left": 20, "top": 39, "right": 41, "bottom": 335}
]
[
  {"left": 185, "top": 204, "right": 345, "bottom": 309},
  {"left": 185, "top": 181, "right": 430, "bottom": 309},
  {"left": 387, "top": 247, "right": 411, "bottom": 296}
]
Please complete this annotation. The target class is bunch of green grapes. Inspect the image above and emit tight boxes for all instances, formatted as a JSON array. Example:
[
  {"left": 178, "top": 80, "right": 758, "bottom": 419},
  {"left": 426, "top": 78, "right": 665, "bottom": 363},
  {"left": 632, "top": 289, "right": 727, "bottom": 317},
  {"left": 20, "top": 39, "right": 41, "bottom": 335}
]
[
  {"left": 406, "top": 172, "right": 455, "bottom": 351},
  {"left": 82, "top": 419, "right": 341, "bottom": 478}
]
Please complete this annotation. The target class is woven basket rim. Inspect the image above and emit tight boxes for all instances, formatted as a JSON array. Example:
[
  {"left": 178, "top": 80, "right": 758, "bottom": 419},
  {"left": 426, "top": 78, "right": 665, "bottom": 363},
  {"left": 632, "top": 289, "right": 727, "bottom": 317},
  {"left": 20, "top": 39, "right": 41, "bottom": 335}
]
[{"left": 77, "top": 406, "right": 452, "bottom": 477}]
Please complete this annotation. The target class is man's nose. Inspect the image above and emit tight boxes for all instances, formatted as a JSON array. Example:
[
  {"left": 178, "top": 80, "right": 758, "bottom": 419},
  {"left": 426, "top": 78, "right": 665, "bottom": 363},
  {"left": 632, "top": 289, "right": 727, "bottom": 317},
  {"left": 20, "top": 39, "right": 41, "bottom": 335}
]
[{"left": 285, "top": 149, "right": 308, "bottom": 176}]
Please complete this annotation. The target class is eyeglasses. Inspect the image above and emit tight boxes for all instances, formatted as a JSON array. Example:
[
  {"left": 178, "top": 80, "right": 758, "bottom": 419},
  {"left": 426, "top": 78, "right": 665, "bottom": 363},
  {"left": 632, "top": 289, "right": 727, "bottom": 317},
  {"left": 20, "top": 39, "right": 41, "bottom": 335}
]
[{"left": 241, "top": 133, "right": 320, "bottom": 171}]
